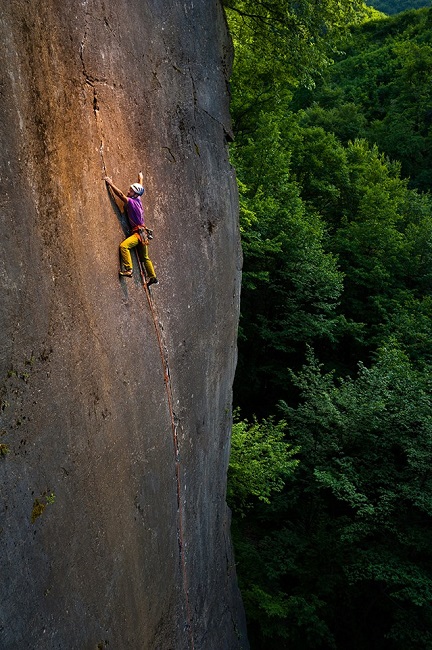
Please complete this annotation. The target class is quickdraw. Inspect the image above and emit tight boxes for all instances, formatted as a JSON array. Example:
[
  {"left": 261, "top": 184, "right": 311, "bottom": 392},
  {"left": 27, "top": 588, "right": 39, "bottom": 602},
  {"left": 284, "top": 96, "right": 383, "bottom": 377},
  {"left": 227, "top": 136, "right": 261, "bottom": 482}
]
[{"left": 133, "top": 225, "right": 154, "bottom": 245}]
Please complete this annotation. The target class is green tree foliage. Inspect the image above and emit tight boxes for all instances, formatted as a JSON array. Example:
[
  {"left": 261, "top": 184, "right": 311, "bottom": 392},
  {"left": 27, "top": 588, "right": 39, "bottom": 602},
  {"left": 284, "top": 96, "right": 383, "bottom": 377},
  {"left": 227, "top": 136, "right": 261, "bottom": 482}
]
[
  {"left": 226, "top": 3, "right": 432, "bottom": 649},
  {"left": 281, "top": 346, "right": 432, "bottom": 649},
  {"left": 295, "top": 7, "right": 432, "bottom": 190},
  {"left": 235, "top": 347, "right": 432, "bottom": 649},
  {"left": 368, "top": 0, "right": 431, "bottom": 14},
  {"left": 289, "top": 134, "right": 432, "bottom": 357},
  {"left": 233, "top": 110, "right": 432, "bottom": 410},
  {"left": 231, "top": 117, "right": 350, "bottom": 413},
  {"left": 227, "top": 414, "right": 299, "bottom": 515},
  {"left": 225, "top": 0, "right": 366, "bottom": 139}
]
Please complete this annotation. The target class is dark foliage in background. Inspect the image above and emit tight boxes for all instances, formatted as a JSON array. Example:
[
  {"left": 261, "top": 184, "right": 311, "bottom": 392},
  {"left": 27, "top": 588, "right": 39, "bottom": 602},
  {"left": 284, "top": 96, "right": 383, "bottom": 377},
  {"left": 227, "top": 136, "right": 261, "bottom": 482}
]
[
  {"left": 226, "top": 3, "right": 432, "bottom": 648},
  {"left": 368, "top": 0, "right": 431, "bottom": 14}
]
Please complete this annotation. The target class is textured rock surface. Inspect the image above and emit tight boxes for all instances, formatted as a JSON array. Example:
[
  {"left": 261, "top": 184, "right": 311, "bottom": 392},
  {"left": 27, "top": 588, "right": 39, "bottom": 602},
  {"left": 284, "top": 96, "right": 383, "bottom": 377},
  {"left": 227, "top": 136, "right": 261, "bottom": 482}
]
[{"left": 0, "top": 1, "right": 247, "bottom": 648}]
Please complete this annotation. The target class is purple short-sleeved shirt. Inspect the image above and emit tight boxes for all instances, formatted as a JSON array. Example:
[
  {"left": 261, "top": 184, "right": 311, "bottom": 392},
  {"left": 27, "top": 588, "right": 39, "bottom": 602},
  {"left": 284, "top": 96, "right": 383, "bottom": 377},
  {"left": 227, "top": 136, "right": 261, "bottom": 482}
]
[{"left": 126, "top": 197, "right": 145, "bottom": 229}]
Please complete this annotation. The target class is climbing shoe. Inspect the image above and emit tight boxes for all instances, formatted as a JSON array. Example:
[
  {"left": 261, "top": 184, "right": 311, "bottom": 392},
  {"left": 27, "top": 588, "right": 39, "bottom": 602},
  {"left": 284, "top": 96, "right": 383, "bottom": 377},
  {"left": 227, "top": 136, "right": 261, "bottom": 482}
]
[
  {"left": 119, "top": 269, "right": 133, "bottom": 277},
  {"left": 147, "top": 277, "right": 159, "bottom": 287}
]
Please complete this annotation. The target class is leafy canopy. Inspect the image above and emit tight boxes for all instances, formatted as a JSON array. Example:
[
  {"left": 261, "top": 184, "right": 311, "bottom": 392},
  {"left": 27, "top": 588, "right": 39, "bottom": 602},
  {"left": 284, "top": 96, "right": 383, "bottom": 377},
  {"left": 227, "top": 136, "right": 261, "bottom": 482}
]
[
  {"left": 226, "top": 3, "right": 432, "bottom": 649},
  {"left": 228, "top": 413, "right": 299, "bottom": 514}
]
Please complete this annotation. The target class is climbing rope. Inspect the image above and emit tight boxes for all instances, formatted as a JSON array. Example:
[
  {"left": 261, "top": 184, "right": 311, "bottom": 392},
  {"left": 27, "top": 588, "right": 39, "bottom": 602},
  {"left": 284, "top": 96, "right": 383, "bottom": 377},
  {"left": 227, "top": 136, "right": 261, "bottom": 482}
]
[{"left": 135, "top": 257, "right": 195, "bottom": 649}]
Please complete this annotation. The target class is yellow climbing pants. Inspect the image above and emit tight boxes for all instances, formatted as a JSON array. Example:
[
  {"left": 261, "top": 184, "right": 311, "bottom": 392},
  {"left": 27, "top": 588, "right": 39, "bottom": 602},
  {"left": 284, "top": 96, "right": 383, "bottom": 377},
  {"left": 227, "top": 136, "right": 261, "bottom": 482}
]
[{"left": 119, "top": 233, "right": 156, "bottom": 279}]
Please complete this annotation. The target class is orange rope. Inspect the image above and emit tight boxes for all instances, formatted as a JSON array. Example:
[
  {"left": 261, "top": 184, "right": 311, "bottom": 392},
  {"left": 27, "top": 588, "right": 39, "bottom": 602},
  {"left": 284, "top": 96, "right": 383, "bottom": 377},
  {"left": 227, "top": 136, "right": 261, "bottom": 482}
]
[{"left": 136, "top": 254, "right": 195, "bottom": 649}]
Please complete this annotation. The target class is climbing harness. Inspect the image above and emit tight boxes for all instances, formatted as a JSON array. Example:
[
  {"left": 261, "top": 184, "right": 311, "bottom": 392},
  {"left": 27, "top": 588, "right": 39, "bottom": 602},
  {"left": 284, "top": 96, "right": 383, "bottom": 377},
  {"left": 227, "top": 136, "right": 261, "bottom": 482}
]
[{"left": 132, "top": 225, "right": 153, "bottom": 246}]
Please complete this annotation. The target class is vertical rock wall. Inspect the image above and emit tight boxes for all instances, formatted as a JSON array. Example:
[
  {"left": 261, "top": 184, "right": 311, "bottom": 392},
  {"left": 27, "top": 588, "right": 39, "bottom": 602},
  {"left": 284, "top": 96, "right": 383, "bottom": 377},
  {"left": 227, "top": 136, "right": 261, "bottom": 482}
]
[{"left": 0, "top": 1, "right": 247, "bottom": 648}]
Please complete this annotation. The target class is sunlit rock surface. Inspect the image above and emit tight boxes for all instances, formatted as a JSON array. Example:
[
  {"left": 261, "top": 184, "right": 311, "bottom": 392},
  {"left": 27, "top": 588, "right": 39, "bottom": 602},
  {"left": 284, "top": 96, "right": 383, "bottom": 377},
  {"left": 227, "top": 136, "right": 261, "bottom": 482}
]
[{"left": 0, "top": 1, "right": 247, "bottom": 647}]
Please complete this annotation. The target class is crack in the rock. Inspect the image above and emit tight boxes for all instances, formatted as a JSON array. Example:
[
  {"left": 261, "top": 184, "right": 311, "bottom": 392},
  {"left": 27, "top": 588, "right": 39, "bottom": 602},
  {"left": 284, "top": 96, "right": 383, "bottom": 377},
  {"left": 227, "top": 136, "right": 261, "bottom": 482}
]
[
  {"left": 188, "top": 67, "right": 198, "bottom": 107},
  {"left": 152, "top": 70, "right": 162, "bottom": 89},
  {"left": 199, "top": 106, "right": 234, "bottom": 142},
  {"left": 186, "top": 64, "right": 234, "bottom": 141},
  {"left": 137, "top": 269, "right": 194, "bottom": 650},
  {"left": 162, "top": 146, "right": 176, "bottom": 163},
  {"left": 79, "top": 27, "right": 107, "bottom": 174}
]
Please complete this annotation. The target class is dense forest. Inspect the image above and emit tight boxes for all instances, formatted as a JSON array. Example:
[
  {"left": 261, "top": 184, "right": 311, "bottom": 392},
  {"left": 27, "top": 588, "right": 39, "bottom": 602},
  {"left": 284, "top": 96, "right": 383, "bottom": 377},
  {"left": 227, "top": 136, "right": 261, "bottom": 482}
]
[
  {"left": 225, "top": 1, "right": 432, "bottom": 648},
  {"left": 368, "top": 0, "right": 430, "bottom": 14}
]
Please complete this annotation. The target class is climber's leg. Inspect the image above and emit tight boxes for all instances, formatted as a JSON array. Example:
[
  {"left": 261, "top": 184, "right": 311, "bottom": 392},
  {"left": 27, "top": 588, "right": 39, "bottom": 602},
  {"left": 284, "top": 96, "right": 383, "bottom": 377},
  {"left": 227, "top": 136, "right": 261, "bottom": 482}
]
[
  {"left": 119, "top": 234, "right": 140, "bottom": 272},
  {"left": 137, "top": 241, "right": 157, "bottom": 280}
]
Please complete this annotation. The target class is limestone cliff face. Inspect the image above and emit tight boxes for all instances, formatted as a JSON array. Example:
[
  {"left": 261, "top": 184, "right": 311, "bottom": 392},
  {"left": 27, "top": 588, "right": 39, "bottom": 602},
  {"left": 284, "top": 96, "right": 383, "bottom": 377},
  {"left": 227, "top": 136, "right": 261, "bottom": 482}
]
[{"left": 0, "top": 1, "right": 247, "bottom": 648}]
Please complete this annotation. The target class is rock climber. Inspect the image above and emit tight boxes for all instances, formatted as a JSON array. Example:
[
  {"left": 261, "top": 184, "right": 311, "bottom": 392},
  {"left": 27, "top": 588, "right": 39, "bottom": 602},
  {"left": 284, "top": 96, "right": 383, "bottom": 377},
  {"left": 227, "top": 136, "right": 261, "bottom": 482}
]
[{"left": 104, "top": 172, "right": 158, "bottom": 287}]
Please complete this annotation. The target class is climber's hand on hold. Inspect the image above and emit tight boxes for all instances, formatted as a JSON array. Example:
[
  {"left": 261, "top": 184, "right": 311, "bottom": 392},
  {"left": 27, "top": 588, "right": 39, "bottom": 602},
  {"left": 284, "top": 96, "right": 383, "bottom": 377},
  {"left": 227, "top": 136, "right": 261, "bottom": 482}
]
[{"left": 104, "top": 177, "right": 128, "bottom": 204}]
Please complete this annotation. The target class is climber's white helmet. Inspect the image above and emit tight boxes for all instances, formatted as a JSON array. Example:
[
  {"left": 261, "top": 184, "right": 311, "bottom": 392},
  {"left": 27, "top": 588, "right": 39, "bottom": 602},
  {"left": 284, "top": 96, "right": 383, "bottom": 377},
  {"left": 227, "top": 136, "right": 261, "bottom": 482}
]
[{"left": 130, "top": 183, "right": 145, "bottom": 196}]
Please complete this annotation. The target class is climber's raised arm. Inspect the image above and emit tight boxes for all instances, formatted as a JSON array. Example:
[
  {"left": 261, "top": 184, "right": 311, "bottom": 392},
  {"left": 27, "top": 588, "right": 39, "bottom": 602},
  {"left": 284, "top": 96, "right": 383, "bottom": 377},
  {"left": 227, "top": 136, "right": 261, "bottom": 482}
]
[{"left": 104, "top": 176, "right": 128, "bottom": 204}]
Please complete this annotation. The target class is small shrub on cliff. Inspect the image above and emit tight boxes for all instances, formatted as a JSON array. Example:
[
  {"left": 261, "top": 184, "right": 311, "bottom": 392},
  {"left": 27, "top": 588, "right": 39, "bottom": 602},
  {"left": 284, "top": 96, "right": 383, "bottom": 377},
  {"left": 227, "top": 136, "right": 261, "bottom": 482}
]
[{"left": 0, "top": 443, "right": 10, "bottom": 456}]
